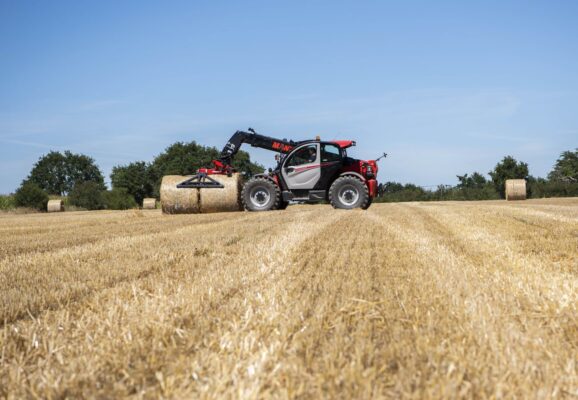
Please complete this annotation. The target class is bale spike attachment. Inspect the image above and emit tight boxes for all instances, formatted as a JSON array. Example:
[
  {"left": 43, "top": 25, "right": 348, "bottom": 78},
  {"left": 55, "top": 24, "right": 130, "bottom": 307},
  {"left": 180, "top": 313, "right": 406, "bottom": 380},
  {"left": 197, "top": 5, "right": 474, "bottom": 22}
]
[{"left": 176, "top": 173, "right": 225, "bottom": 189}]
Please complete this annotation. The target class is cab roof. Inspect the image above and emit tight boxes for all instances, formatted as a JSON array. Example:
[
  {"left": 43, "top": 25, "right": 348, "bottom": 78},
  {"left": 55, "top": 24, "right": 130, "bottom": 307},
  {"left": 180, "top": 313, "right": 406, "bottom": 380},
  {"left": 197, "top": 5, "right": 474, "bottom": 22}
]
[
  {"left": 298, "top": 139, "right": 356, "bottom": 149},
  {"left": 331, "top": 140, "right": 356, "bottom": 149}
]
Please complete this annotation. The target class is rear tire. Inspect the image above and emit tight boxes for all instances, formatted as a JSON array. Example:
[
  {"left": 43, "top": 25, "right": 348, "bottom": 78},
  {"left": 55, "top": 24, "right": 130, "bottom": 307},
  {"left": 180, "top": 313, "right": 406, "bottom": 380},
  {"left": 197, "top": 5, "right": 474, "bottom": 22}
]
[
  {"left": 277, "top": 200, "right": 289, "bottom": 210},
  {"left": 329, "top": 176, "right": 369, "bottom": 210},
  {"left": 241, "top": 177, "right": 281, "bottom": 211}
]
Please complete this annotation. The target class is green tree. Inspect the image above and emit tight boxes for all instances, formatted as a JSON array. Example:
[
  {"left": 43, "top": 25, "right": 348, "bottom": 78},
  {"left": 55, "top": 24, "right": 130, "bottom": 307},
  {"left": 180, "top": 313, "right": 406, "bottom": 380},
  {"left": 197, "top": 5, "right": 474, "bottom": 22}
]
[
  {"left": 457, "top": 172, "right": 487, "bottom": 189},
  {"left": 151, "top": 142, "right": 217, "bottom": 177},
  {"left": 14, "top": 182, "right": 49, "bottom": 210},
  {"left": 231, "top": 150, "right": 265, "bottom": 177},
  {"left": 150, "top": 141, "right": 264, "bottom": 176},
  {"left": 26, "top": 150, "right": 105, "bottom": 195},
  {"left": 149, "top": 141, "right": 264, "bottom": 196},
  {"left": 103, "top": 188, "right": 138, "bottom": 210},
  {"left": 69, "top": 181, "right": 105, "bottom": 210},
  {"left": 548, "top": 149, "right": 578, "bottom": 182},
  {"left": 110, "top": 161, "right": 154, "bottom": 204},
  {"left": 489, "top": 156, "right": 529, "bottom": 198}
]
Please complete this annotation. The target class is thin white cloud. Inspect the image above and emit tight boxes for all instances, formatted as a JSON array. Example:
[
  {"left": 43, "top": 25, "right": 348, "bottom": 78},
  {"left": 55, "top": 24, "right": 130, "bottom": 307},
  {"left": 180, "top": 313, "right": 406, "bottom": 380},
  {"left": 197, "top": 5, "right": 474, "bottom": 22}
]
[{"left": 0, "top": 138, "right": 58, "bottom": 150}]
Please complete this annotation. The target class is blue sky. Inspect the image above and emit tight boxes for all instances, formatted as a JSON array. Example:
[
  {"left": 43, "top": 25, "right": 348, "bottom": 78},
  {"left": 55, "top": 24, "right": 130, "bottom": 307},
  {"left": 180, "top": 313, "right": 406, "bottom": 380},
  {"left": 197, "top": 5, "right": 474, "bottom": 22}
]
[{"left": 1, "top": 1, "right": 577, "bottom": 193}]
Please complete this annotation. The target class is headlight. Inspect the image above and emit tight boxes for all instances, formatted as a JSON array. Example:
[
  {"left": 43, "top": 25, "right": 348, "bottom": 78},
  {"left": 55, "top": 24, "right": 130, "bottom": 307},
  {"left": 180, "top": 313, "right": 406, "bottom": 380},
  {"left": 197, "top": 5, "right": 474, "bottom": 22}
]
[{"left": 366, "top": 165, "right": 374, "bottom": 178}]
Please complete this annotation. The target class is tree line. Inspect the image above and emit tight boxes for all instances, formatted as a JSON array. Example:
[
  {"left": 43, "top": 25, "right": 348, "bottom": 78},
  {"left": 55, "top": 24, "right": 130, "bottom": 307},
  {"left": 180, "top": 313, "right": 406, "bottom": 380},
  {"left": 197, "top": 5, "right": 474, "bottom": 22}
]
[
  {"left": 6, "top": 142, "right": 264, "bottom": 211},
  {"left": 375, "top": 150, "right": 578, "bottom": 202},
  {"left": 2, "top": 144, "right": 576, "bottom": 211}
]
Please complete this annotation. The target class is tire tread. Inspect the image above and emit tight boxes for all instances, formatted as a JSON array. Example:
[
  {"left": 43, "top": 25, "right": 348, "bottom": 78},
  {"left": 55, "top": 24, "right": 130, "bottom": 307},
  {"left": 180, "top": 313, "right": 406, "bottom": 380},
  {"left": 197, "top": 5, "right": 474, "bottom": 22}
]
[
  {"left": 328, "top": 176, "right": 370, "bottom": 210},
  {"left": 241, "top": 176, "right": 281, "bottom": 211}
]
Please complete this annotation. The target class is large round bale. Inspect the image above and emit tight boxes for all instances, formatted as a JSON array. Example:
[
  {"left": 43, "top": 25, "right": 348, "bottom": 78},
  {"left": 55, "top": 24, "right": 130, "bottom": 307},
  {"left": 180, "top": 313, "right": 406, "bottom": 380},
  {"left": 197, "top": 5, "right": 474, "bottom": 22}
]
[
  {"left": 142, "top": 198, "right": 156, "bottom": 209},
  {"left": 161, "top": 176, "right": 200, "bottom": 214},
  {"left": 505, "top": 179, "right": 527, "bottom": 201},
  {"left": 160, "top": 174, "right": 243, "bottom": 214},
  {"left": 47, "top": 199, "right": 64, "bottom": 212},
  {"left": 199, "top": 173, "right": 243, "bottom": 213}
]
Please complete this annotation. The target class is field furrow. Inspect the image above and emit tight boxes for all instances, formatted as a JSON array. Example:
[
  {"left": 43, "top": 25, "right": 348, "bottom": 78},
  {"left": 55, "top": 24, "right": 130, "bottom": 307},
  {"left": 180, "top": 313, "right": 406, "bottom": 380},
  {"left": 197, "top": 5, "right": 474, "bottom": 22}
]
[
  {"left": 367, "top": 203, "right": 577, "bottom": 396},
  {"left": 0, "top": 210, "right": 254, "bottom": 260}
]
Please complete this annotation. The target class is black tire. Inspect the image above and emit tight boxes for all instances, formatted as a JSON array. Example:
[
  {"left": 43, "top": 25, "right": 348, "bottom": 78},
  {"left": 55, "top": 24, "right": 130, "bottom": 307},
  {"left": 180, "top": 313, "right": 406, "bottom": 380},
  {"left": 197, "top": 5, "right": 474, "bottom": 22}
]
[
  {"left": 241, "top": 177, "right": 281, "bottom": 211},
  {"left": 277, "top": 200, "right": 289, "bottom": 210},
  {"left": 362, "top": 196, "right": 373, "bottom": 210},
  {"left": 328, "top": 176, "right": 369, "bottom": 210}
]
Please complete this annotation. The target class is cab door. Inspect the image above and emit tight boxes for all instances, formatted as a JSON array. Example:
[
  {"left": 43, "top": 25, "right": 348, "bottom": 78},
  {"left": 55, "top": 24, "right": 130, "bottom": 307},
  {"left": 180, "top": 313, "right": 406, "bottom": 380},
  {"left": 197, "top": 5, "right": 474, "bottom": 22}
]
[
  {"left": 281, "top": 143, "right": 321, "bottom": 190},
  {"left": 315, "top": 143, "right": 343, "bottom": 189}
]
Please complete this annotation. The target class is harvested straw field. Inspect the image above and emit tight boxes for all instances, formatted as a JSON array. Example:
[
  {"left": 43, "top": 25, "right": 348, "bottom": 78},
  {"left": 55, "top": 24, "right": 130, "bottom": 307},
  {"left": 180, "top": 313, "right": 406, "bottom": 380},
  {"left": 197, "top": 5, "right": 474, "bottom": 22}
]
[{"left": 1, "top": 198, "right": 577, "bottom": 398}]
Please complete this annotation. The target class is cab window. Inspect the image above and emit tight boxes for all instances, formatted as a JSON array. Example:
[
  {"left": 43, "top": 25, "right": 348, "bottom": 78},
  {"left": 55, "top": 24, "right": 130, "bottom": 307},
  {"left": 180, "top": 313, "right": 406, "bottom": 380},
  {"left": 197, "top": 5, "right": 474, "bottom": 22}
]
[
  {"left": 287, "top": 145, "right": 318, "bottom": 166},
  {"left": 321, "top": 144, "right": 341, "bottom": 162}
]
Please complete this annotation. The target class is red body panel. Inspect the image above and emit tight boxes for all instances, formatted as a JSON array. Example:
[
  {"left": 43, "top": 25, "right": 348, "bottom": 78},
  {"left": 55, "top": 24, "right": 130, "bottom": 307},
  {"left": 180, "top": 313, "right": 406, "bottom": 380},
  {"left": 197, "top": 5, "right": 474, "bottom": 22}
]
[
  {"left": 338, "top": 159, "right": 379, "bottom": 198},
  {"left": 339, "top": 160, "right": 376, "bottom": 177},
  {"left": 271, "top": 174, "right": 280, "bottom": 186},
  {"left": 331, "top": 140, "right": 356, "bottom": 149},
  {"left": 367, "top": 179, "right": 378, "bottom": 197},
  {"left": 198, "top": 160, "right": 234, "bottom": 175}
]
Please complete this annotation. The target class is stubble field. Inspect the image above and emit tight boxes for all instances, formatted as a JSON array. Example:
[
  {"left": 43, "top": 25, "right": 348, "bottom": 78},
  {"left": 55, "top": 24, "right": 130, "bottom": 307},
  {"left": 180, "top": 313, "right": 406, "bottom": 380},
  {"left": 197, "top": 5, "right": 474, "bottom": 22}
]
[{"left": 1, "top": 198, "right": 577, "bottom": 399}]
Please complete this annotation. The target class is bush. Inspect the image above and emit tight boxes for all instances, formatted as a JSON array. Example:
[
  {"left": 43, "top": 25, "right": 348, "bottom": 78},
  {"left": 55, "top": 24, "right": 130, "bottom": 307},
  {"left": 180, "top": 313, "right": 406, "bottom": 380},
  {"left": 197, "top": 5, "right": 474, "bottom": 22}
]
[
  {"left": 375, "top": 181, "right": 500, "bottom": 203},
  {"left": 0, "top": 194, "right": 16, "bottom": 210},
  {"left": 14, "top": 183, "right": 49, "bottom": 210},
  {"left": 103, "top": 188, "right": 138, "bottom": 210},
  {"left": 528, "top": 179, "right": 578, "bottom": 198},
  {"left": 69, "top": 181, "right": 105, "bottom": 210},
  {"left": 110, "top": 161, "right": 154, "bottom": 205}
]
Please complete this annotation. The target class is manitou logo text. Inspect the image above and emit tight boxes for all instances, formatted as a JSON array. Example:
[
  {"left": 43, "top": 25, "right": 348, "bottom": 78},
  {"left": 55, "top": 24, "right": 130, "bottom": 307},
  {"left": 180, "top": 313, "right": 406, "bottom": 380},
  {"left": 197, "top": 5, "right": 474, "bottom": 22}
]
[{"left": 272, "top": 142, "right": 293, "bottom": 152}]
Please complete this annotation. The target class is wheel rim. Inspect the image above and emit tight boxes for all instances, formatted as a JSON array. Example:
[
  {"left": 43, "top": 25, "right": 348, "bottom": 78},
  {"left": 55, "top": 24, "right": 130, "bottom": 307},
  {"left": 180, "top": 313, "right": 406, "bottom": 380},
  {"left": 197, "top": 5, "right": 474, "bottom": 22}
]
[
  {"left": 250, "top": 186, "right": 271, "bottom": 209},
  {"left": 338, "top": 184, "right": 359, "bottom": 206}
]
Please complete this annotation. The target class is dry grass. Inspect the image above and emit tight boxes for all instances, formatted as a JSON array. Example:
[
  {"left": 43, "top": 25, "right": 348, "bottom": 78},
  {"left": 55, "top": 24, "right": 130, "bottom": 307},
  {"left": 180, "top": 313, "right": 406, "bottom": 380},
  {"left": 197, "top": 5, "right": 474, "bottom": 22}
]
[{"left": 0, "top": 198, "right": 577, "bottom": 399}]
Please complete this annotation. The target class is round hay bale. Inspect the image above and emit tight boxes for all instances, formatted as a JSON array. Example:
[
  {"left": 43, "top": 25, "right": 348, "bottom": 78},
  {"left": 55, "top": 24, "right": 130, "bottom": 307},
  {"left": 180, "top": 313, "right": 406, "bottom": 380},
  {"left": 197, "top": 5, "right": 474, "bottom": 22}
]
[
  {"left": 142, "top": 198, "right": 156, "bottom": 209},
  {"left": 160, "top": 176, "right": 200, "bottom": 214},
  {"left": 505, "top": 179, "right": 526, "bottom": 201},
  {"left": 199, "top": 173, "right": 243, "bottom": 213},
  {"left": 47, "top": 199, "right": 64, "bottom": 212},
  {"left": 160, "top": 174, "right": 243, "bottom": 214}
]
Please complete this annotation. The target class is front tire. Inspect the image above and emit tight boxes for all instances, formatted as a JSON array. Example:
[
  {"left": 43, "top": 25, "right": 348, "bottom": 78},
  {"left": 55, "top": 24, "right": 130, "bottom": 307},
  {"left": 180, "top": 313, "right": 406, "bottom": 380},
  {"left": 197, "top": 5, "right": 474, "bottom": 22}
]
[
  {"left": 241, "top": 177, "right": 281, "bottom": 211},
  {"left": 362, "top": 196, "right": 373, "bottom": 210},
  {"left": 329, "top": 176, "right": 369, "bottom": 210}
]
